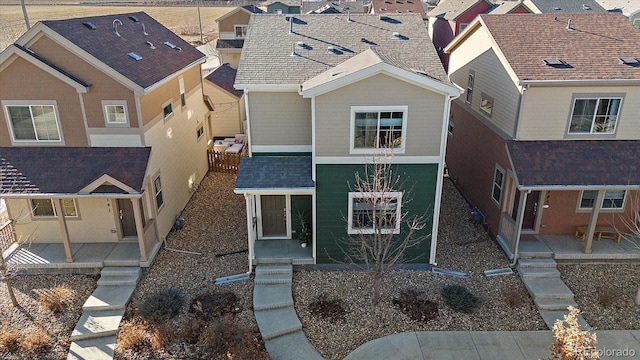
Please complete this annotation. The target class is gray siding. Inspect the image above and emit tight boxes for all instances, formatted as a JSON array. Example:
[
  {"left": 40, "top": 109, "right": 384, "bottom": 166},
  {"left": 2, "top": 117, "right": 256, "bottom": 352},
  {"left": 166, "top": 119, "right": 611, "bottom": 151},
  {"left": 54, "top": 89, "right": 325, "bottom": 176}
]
[
  {"left": 449, "top": 48, "right": 520, "bottom": 138},
  {"left": 248, "top": 91, "right": 311, "bottom": 146},
  {"left": 315, "top": 73, "right": 446, "bottom": 157}
]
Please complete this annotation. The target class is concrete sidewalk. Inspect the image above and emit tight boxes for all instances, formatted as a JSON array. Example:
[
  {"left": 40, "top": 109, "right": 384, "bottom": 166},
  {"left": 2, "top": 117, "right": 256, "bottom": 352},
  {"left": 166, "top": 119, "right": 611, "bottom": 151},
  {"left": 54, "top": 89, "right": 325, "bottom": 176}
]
[{"left": 344, "top": 330, "right": 640, "bottom": 360}]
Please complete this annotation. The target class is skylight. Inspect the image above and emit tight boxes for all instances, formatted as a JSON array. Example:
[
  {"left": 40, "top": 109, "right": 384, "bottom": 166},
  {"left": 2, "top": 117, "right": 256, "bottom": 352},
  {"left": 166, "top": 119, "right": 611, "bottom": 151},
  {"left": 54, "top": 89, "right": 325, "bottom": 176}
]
[
  {"left": 129, "top": 15, "right": 139, "bottom": 22},
  {"left": 164, "top": 41, "right": 177, "bottom": 49},
  {"left": 620, "top": 57, "right": 639, "bottom": 65},
  {"left": 82, "top": 22, "right": 96, "bottom": 30},
  {"left": 543, "top": 59, "right": 569, "bottom": 67},
  {"left": 127, "top": 52, "right": 143, "bottom": 61}
]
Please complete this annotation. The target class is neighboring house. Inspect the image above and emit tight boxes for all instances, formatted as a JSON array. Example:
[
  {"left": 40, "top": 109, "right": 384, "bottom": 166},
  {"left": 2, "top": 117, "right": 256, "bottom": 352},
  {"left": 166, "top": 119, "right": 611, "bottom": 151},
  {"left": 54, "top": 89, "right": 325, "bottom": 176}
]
[
  {"left": 522, "top": 0, "right": 606, "bottom": 13},
  {"left": 267, "top": 0, "right": 302, "bottom": 14},
  {"left": 203, "top": 63, "right": 245, "bottom": 138},
  {"left": 369, "top": 0, "right": 428, "bottom": 20},
  {"left": 427, "top": 0, "right": 494, "bottom": 70},
  {"left": 215, "top": 5, "right": 264, "bottom": 69},
  {"left": 596, "top": 0, "right": 640, "bottom": 28},
  {"left": 444, "top": 13, "right": 640, "bottom": 260},
  {"left": 303, "top": 0, "right": 369, "bottom": 14},
  {"left": 491, "top": 1, "right": 533, "bottom": 14},
  {"left": 233, "top": 14, "right": 462, "bottom": 268},
  {"left": 0, "top": 12, "right": 211, "bottom": 265}
]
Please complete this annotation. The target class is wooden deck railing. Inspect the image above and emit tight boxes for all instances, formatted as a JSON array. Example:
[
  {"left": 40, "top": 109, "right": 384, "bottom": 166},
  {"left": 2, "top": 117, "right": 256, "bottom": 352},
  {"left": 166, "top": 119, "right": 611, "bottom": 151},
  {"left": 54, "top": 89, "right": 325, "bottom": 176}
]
[
  {"left": 498, "top": 212, "right": 517, "bottom": 253},
  {"left": 208, "top": 150, "right": 242, "bottom": 174},
  {"left": 0, "top": 220, "right": 16, "bottom": 253}
]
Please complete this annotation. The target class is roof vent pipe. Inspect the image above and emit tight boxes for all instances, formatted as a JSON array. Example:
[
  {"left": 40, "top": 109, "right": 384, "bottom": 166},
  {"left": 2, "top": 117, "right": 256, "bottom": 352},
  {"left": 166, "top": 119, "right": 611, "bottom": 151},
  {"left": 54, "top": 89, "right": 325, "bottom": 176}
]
[
  {"left": 291, "top": 42, "right": 298, "bottom": 56},
  {"left": 289, "top": 16, "right": 293, "bottom": 34},
  {"left": 566, "top": 19, "right": 572, "bottom": 30},
  {"left": 113, "top": 19, "right": 123, "bottom": 37},
  {"left": 347, "top": 9, "right": 352, "bottom": 22},
  {"left": 142, "top": 23, "right": 149, "bottom": 35}
]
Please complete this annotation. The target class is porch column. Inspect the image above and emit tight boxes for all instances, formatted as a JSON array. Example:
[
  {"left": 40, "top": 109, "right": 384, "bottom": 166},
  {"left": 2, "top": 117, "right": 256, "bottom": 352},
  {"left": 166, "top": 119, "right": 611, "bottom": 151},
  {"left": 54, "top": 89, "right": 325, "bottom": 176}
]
[
  {"left": 584, "top": 189, "right": 605, "bottom": 254},
  {"left": 511, "top": 189, "right": 529, "bottom": 263},
  {"left": 244, "top": 193, "right": 254, "bottom": 271},
  {"left": 132, "top": 198, "right": 147, "bottom": 262},
  {"left": 53, "top": 198, "right": 73, "bottom": 263}
]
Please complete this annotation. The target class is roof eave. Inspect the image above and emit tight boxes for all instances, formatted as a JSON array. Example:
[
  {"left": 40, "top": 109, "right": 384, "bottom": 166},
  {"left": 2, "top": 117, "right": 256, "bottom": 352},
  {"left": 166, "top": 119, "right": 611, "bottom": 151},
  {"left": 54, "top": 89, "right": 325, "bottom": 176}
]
[
  {"left": 142, "top": 56, "right": 207, "bottom": 93},
  {"left": 518, "top": 79, "right": 640, "bottom": 87},
  {"left": 233, "top": 83, "right": 301, "bottom": 91}
]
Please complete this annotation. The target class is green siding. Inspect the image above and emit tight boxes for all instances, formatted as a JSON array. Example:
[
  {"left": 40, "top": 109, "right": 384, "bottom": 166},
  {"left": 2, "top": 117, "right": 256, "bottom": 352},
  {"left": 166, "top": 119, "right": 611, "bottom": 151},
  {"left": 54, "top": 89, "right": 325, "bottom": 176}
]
[
  {"left": 253, "top": 152, "right": 312, "bottom": 157},
  {"left": 315, "top": 163, "right": 438, "bottom": 264},
  {"left": 291, "top": 195, "right": 312, "bottom": 242}
]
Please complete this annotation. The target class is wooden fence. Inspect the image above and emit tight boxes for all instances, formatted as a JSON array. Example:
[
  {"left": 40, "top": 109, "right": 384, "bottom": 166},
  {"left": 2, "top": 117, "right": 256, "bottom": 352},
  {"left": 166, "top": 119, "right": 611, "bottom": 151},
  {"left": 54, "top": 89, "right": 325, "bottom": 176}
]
[
  {"left": 0, "top": 221, "right": 15, "bottom": 253},
  {"left": 208, "top": 150, "right": 241, "bottom": 174}
]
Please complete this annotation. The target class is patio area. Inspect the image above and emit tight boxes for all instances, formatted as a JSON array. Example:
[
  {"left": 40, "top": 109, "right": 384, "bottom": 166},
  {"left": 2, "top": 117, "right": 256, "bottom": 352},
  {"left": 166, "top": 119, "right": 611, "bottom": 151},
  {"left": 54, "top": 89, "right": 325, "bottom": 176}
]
[
  {"left": 2, "top": 241, "right": 161, "bottom": 274},
  {"left": 519, "top": 234, "right": 640, "bottom": 262},
  {"left": 254, "top": 239, "right": 314, "bottom": 265}
]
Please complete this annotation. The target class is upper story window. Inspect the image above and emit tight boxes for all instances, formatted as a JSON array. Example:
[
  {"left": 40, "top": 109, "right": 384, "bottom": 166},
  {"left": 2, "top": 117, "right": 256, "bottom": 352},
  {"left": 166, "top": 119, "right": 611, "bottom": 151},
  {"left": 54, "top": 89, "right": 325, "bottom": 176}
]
[
  {"left": 153, "top": 174, "right": 164, "bottom": 210},
  {"left": 569, "top": 97, "right": 622, "bottom": 134},
  {"left": 348, "top": 192, "right": 402, "bottom": 235},
  {"left": 4, "top": 104, "right": 61, "bottom": 142},
  {"left": 235, "top": 25, "right": 248, "bottom": 38},
  {"left": 350, "top": 106, "right": 407, "bottom": 154},
  {"left": 163, "top": 102, "right": 173, "bottom": 119},
  {"left": 491, "top": 165, "right": 504, "bottom": 205},
  {"left": 480, "top": 93, "right": 494, "bottom": 116},
  {"left": 103, "top": 101, "right": 128, "bottom": 126},
  {"left": 459, "top": 23, "right": 469, "bottom": 32},
  {"left": 31, "top": 198, "right": 78, "bottom": 218},
  {"left": 466, "top": 71, "right": 474, "bottom": 104},
  {"left": 179, "top": 78, "right": 186, "bottom": 107}
]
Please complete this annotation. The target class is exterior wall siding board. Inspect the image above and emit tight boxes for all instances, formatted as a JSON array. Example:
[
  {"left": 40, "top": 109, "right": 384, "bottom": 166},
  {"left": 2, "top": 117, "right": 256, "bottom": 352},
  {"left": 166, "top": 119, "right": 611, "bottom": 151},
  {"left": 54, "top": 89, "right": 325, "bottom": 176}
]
[
  {"left": 204, "top": 82, "right": 242, "bottom": 137},
  {"left": 315, "top": 163, "right": 436, "bottom": 264},
  {"left": 315, "top": 73, "right": 446, "bottom": 157},
  {"left": 449, "top": 48, "right": 520, "bottom": 138},
  {"left": 218, "top": 11, "right": 251, "bottom": 34},
  {"left": 248, "top": 92, "right": 311, "bottom": 146},
  {"left": 0, "top": 57, "right": 86, "bottom": 146},
  {"left": 518, "top": 86, "right": 640, "bottom": 140}
]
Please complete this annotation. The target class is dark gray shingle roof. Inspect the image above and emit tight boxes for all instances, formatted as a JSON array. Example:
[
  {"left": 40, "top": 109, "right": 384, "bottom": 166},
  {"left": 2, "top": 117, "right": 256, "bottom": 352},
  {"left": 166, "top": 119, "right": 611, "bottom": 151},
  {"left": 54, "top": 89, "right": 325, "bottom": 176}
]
[
  {"left": 205, "top": 64, "right": 243, "bottom": 98},
  {"left": 507, "top": 140, "right": 640, "bottom": 188},
  {"left": 43, "top": 12, "right": 205, "bottom": 90},
  {"left": 427, "top": 0, "right": 492, "bottom": 20},
  {"left": 0, "top": 147, "right": 151, "bottom": 194},
  {"left": 235, "top": 156, "right": 314, "bottom": 190},
  {"left": 236, "top": 13, "right": 448, "bottom": 85},
  {"left": 527, "top": 0, "right": 606, "bottom": 13}
]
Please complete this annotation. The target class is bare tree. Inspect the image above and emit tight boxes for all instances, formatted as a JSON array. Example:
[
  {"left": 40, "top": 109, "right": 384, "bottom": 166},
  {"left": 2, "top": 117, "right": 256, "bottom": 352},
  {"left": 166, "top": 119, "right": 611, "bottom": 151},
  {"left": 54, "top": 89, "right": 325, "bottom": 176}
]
[
  {"left": 545, "top": 306, "right": 599, "bottom": 360},
  {"left": 616, "top": 190, "right": 640, "bottom": 305},
  {"left": 337, "top": 150, "right": 430, "bottom": 305}
]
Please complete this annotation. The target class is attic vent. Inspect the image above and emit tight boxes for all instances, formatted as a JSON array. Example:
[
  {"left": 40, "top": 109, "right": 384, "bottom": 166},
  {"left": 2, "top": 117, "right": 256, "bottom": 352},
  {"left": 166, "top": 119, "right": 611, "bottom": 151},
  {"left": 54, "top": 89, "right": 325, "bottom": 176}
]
[
  {"left": 396, "top": 0, "right": 403, "bottom": 3},
  {"left": 407, "top": 0, "right": 413, "bottom": 3},
  {"left": 543, "top": 58, "right": 569, "bottom": 67},
  {"left": 582, "top": 4, "right": 591, "bottom": 10},
  {"left": 128, "top": 15, "right": 139, "bottom": 22},
  {"left": 297, "top": 41, "right": 305, "bottom": 47},
  {"left": 113, "top": 19, "right": 123, "bottom": 37},
  {"left": 384, "top": 0, "right": 391, "bottom": 3},
  {"left": 553, "top": 6, "right": 561, "bottom": 10},
  {"left": 327, "top": 45, "right": 335, "bottom": 52},
  {"left": 379, "top": 15, "right": 390, "bottom": 20},
  {"left": 620, "top": 57, "right": 639, "bottom": 65},
  {"left": 146, "top": 40, "right": 156, "bottom": 49},
  {"left": 127, "top": 52, "right": 143, "bottom": 61},
  {"left": 164, "top": 41, "right": 177, "bottom": 49},
  {"left": 82, "top": 22, "right": 96, "bottom": 30},
  {"left": 361, "top": 37, "right": 377, "bottom": 45},
  {"left": 381, "top": 8, "right": 386, "bottom": 11},
  {"left": 412, "top": 68, "right": 429, "bottom": 77},
  {"left": 392, "top": 32, "right": 407, "bottom": 39}
]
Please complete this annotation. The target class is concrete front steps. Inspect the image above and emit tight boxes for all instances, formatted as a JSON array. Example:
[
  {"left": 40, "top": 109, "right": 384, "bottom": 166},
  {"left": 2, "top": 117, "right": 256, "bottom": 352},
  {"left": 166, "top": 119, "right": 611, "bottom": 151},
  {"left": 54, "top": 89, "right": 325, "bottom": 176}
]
[
  {"left": 516, "top": 258, "right": 589, "bottom": 330},
  {"left": 253, "top": 264, "right": 324, "bottom": 360},
  {"left": 68, "top": 266, "right": 141, "bottom": 360}
]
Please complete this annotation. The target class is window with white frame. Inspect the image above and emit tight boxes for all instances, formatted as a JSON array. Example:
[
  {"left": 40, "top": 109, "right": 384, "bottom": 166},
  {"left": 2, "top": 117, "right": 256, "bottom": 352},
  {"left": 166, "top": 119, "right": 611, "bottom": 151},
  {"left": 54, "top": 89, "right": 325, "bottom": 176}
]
[
  {"left": 163, "top": 102, "right": 173, "bottom": 119},
  {"left": 480, "top": 93, "right": 493, "bottom": 116},
  {"left": 179, "top": 78, "right": 186, "bottom": 107},
  {"left": 5, "top": 104, "right": 61, "bottom": 141},
  {"left": 103, "top": 101, "right": 128, "bottom": 126},
  {"left": 153, "top": 174, "right": 164, "bottom": 209},
  {"left": 31, "top": 199, "right": 77, "bottom": 217},
  {"left": 351, "top": 106, "right": 407, "bottom": 153},
  {"left": 579, "top": 190, "right": 626, "bottom": 210},
  {"left": 448, "top": 120, "right": 454, "bottom": 136},
  {"left": 196, "top": 124, "right": 204, "bottom": 140},
  {"left": 466, "top": 71, "right": 474, "bottom": 104},
  {"left": 569, "top": 97, "right": 622, "bottom": 134},
  {"left": 491, "top": 166, "right": 504, "bottom": 204},
  {"left": 348, "top": 192, "right": 402, "bottom": 234},
  {"left": 234, "top": 25, "right": 248, "bottom": 38}
]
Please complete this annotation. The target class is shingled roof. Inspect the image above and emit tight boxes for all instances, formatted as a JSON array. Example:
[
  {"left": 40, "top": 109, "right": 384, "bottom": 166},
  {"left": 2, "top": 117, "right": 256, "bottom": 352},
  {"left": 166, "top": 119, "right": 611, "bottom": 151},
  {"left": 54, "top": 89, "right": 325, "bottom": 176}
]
[
  {"left": 216, "top": 39, "right": 245, "bottom": 49},
  {"left": 0, "top": 147, "right": 151, "bottom": 194},
  {"left": 507, "top": 140, "right": 640, "bottom": 188},
  {"left": 236, "top": 13, "right": 448, "bottom": 86},
  {"left": 371, "top": 0, "right": 427, "bottom": 19},
  {"left": 205, "top": 63, "right": 243, "bottom": 98},
  {"left": 235, "top": 156, "right": 314, "bottom": 190},
  {"left": 526, "top": 0, "right": 606, "bottom": 13},
  {"left": 477, "top": 13, "right": 640, "bottom": 81},
  {"left": 427, "top": 0, "right": 492, "bottom": 20},
  {"left": 42, "top": 12, "right": 205, "bottom": 90}
]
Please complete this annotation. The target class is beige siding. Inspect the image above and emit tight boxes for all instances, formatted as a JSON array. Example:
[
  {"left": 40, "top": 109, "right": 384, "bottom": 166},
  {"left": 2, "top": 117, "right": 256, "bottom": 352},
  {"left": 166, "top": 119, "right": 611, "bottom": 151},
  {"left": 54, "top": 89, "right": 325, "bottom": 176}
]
[
  {"left": 143, "top": 85, "right": 210, "bottom": 238},
  {"left": 204, "top": 82, "right": 242, "bottom": 137},
  {"left": 139, "top": 65, "right": 203, "bottom": 126},
  {"left": 9, "top": 198, "right": 118, "bottom": 243},
  {"left": 248, "top": 92, "right": 311, "bottom": 146},
  {"left": 518, "top": 85, "right": 640, "bottom": 140},
  {"left": 0, "top": 56, "right": 86, "bottom": 146},
  {"left": 29, "top": 35, "right": 138, "bottom": 130},
  {"left": 218, "top": 10, "right": 251, "bottom": 34},
  {"left": 449, "top": 48, "right": 520, "bottom": 138},
  {"left": 315, "top": 73, "right": 446, "bottom": 157},
  {"left": 447, "top": 26, "right": 493, "bottom": 76},
  {"left": 220, "top": 49, "right": 242, "bottom": 69}
]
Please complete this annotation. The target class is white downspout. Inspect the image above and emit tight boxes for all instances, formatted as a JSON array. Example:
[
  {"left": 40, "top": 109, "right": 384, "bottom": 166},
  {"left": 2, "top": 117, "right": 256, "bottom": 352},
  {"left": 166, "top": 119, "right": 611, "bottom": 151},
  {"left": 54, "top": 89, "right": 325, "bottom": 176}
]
[
  {"left": 244, "top": 193, "right": 255, "bottom": 272},
  {"left": 510, "top": 189, "right": 530, "bottom": 267}
]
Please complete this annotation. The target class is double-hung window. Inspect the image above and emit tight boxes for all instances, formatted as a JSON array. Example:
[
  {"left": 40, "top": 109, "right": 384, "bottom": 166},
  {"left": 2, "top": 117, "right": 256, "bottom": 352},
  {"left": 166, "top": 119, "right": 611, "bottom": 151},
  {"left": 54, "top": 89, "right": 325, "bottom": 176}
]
[
  {"left": 579, "top": 190, "right": 626, "bottom": 210},
  {"left": 31, "top": 199, "right": 77, "bottom": 218},
  {"left": 235, "top": 25, "right": 248, "bottom": 38},
  {"left": 492, "top": 166, "right": 504, "bottom": 204},
  {"left": 103, "top": 101, "right": 128, "bottom": 126},
  {"left": 351, "top": 106, "right": 407, "bottom": 153},
  {"left": 5, "top": 104, "right": 61, "bottom": 142},
  {"left": 154, "top": 175, "right": 164, "bottom": 209},
  {"left": 466, "top": 71, "right": 474, "bottom": 104},
  {"left": 569, "top": 97, "right": 622, "bottom": 134},
  {"left": 348, "top": 192, "right": 402, "bottom": 234}
]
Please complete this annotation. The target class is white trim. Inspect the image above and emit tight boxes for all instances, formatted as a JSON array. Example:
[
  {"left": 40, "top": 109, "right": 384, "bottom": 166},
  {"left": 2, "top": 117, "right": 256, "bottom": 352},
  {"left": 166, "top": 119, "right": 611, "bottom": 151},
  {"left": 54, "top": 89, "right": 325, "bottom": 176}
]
[
  {"left": 243, "top": 91, "right": 253, "bottom": 157},
  {"left": 2, "top": 101, "right": 64, "bottom": 144},
  {"left": 153, "top": 173, "right": 164, "bottom": 212},
  {"left": 256, "top": 194, "right": 291, "bottom": 239},
  {"left": 215, "top": 6, "right": 256, "bottom": 23},
  {"left": 234, "top": 188, "right": 315, "bottom": 195},
  {"left": 234, "top": 84, "right": 300, "bottom": 91},
  {"left": 519, "top": 79, "right": 640, "bottom": 86},
  {"left": 78, "top": 93, "right": 91, "bottom": 146},
  {"left": 347, "top": 191, "right": 402, "bottom": 235},
  {"left": 179, "top": 77, "right": 186, "bottom": 108},
  {"left": 102, "top": 100, "right": 129, "bottom": 127},
  {"left": 31, "top": 198, "right": 78, "bottom": 218},
  {"left": 311, "top": 191, "right": 317, "bottom": 262},
  {"left": 567, "top": 96, "right": 622, "bottom": 135},
  {"left": 234, "top": 24, "right": 248, "bottom": 38},
  {"left": 577, "top": 189, "right": 627, "bottom": 212},
  {"left": 3, "top": 192, "right": 143, "bottom": 199},
  {"left": 315, "top": 156, "right": 441, "bottom": 164},
  {"left": 252, "top": 145, "right": 312, "bottom": 153},
  {"left": 79, "top": 174, "right": 137, "bottom": 194},
  {"left": 135, "top": 95, "right": 146, "bottom": 146},
  {"left": 162, "top": 99, "right": 174, "bottom": 121},
  {"left": 311, "top": 96, "right": 316, "bottom": 181},
  {"left": 349, "top": 105, "right": 408, "bottom": 155},
  {"left": 491, "top": 164, "right": 505, "bottom": 206}
]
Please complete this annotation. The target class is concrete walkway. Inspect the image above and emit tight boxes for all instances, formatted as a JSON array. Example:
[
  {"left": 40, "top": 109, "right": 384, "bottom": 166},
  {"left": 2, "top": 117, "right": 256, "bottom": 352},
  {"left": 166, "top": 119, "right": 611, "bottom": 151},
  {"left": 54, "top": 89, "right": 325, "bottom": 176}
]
[{"left": 344, "top": 330, "right": 640, "bottom": 360}]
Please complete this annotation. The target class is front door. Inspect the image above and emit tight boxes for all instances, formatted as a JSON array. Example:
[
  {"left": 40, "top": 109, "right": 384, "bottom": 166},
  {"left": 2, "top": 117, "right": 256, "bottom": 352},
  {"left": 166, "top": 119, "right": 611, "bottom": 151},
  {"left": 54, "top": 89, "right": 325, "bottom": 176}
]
[
  {"left": 511, "top": 190, "right": 540, "bottom": 230},
  {"left": 260, "top": 195, "right": 287, "bottom": 237},
  {"left": 117, "top": 199, "right": 137, "bottom": 238}
]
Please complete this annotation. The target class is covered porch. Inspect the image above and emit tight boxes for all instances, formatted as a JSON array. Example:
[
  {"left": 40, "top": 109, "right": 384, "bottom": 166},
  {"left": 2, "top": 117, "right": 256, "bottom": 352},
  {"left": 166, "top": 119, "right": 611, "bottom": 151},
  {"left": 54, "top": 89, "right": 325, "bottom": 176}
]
[
  {"left": 234, "top": 155, "right": 316, "bottom": 270},
  {"left": 497, "top": 140, "right": 640, "bottom": 262},
  {"left": 519, "top": 234, "right": 640, "bottom": 262}
]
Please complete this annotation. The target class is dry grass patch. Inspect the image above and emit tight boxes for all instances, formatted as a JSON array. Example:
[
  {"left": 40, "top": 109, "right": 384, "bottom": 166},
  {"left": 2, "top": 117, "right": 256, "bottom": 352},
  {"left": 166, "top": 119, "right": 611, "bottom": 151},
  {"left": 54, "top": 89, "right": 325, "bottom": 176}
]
[
  {"left": 37, "top": 283, "right": 74, "bottom": 314},
  {"left": 20, "top": 326, "right": 52, "bottom": 356},
  {"left": 0, "top": 322, "right": 20, "bottom": 354},
  {"left": 117, "top": 316, "right": 152, "bottom": 353}
]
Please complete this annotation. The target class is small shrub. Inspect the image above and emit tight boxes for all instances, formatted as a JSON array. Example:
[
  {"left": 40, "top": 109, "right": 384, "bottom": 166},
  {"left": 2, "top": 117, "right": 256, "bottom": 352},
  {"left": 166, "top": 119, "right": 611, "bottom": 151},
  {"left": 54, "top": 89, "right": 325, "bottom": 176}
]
[
  {"left": 393, "top": 288, "right": 439, "bottom": 322},
  {"left": 502, "top": 286, "right": 528, "bottom": 308},
  {"left": 0, "top": 322, "right": 20, "bottom": 353},
  {"left": 308, "top": 294, "right": 346, "bottom": 322},
  {"left": 190, "top": 291, "right": 240, "bottom": 321},
  {"left": 150, "top": 320, "right": 173, "bottom": 350},
  {"left": 596, "top": 286, "right": 619, "bottom": 308},
  {"left": 139, "top": 288, "right": 185, "bottom": 323},
  {"left": 179, "top": 316, "right": 206, "bottom": 345},
  {"left": 38, "top": 284, "right": 74, "bottom": 314},
  {"left": 441, "top": 285, "right": 480, "bottom": 314},
  {"left": 545, "top": 306, "right": 598, "bottom": 360},
  {"left": 19, "top": 327, "right": 51, "bottom": 355},
  {"left": 197, "top": 317, "right": 244, "bottom": 358},
  {"left": 117, "top": 317, "right": 151, "bottom": 352}
]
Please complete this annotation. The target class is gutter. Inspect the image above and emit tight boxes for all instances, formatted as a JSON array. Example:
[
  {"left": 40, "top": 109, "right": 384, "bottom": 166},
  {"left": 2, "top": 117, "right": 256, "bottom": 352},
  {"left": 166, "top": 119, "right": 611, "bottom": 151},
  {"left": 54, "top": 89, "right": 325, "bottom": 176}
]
[{"left": 518, "top": 79, "right": 640, "bottom": 87}]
